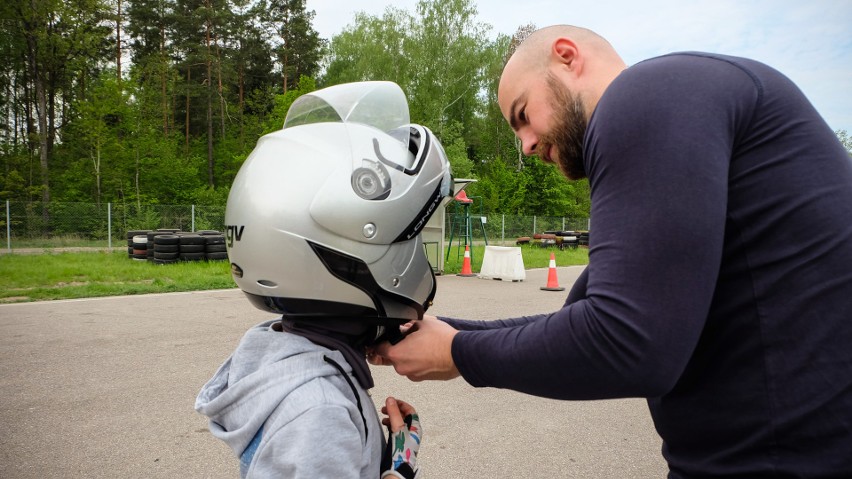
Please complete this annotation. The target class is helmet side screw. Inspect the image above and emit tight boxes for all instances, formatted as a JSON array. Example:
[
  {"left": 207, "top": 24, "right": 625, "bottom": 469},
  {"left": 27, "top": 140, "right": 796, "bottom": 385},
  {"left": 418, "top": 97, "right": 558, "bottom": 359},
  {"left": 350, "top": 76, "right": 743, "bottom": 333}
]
[{"left": 363, "top": 223, "right": 377, "bottom": 239}]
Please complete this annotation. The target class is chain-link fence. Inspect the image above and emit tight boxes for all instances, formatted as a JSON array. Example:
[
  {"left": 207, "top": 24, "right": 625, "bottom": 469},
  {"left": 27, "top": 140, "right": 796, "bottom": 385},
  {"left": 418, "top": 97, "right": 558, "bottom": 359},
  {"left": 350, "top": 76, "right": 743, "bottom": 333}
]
[
  {"left": 0, "top": 201, "right": 588, "bottom": 251},
  {"left": 0, "top": 201, "right": 225, "bottom": 250}
]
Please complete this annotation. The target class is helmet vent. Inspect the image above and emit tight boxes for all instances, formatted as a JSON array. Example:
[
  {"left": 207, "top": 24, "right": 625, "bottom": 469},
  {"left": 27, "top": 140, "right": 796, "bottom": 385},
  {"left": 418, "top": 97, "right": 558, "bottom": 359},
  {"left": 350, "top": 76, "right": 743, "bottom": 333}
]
[{"left": 257, "top": 280, "right": 278, "bottom": 288}]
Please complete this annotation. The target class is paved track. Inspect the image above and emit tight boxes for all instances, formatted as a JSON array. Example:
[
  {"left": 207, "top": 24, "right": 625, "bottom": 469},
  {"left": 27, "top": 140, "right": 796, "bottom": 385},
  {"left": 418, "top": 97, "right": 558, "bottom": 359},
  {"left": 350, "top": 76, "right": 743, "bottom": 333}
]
[{"left": 0, "top": 266, "right": 666, "bottom": 478}]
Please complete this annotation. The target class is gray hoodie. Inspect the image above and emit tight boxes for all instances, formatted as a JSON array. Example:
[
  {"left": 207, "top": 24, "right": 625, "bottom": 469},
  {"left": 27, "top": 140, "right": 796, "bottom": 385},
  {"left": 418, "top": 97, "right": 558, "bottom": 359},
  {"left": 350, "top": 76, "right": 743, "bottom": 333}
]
[{"left": 195, "top": 320, "right": 384, "bottom": 478}]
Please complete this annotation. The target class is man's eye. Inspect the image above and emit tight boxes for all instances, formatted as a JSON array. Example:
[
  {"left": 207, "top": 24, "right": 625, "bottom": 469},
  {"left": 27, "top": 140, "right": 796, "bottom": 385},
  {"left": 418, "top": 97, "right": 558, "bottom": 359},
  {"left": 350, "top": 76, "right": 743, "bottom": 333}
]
[{"left": 518, "top": 109, "right": 526, "bottom": 122}]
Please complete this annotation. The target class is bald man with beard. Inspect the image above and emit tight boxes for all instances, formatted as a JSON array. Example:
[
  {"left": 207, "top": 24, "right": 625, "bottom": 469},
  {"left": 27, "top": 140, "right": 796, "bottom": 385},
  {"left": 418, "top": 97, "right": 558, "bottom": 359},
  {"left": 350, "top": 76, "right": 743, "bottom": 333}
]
[{"left": 371, "top": 25, "right": 852, "bottom": 478}]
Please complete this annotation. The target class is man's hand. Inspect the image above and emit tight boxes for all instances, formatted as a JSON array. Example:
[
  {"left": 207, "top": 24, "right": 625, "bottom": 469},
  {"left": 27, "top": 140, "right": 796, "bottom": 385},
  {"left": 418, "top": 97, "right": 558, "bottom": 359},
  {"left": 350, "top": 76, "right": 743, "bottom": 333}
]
[{"left": 368, "top": 315, "right": 460, "bottom": 381}]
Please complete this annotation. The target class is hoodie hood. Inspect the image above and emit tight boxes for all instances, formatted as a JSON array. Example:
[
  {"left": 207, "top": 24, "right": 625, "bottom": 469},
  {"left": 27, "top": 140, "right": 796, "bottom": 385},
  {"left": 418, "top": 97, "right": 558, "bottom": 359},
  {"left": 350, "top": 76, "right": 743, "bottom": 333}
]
[{"left": 194, "top": 319, "right": 357, "bottom": 457}]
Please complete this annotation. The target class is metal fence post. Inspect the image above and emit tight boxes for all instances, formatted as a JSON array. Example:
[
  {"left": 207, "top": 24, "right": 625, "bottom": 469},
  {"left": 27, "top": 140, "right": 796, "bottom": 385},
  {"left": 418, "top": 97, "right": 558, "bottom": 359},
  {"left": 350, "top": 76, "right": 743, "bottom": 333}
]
[
  {"left": 6, "top": 200, "right": 10, "bottom": 252},
  {"left": 533, "top": 216, "right": 537, "bottom": 236},
  {"left": 192, "top": 204, "right": 195, "bottom": 232},
  {"left": 108, "top": 202, "right": 112, "bottom": 250},
  {"left": 501, "top": 214, "right": 505, "bottom": 244}
]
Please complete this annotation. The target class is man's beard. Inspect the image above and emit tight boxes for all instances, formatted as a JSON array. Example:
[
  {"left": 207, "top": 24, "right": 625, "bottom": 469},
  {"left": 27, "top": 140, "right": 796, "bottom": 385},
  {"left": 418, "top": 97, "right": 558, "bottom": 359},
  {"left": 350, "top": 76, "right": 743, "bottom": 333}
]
[{"left": 536, "top": 74, "right": 588, "bottom": 180}]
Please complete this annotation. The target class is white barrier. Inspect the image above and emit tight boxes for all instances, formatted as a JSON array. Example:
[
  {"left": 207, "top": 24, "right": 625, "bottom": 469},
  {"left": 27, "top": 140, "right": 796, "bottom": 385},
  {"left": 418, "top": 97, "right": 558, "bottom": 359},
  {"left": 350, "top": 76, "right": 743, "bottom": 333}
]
[{"left": 479, "top": 246, "right": 526, "bottom": 282}]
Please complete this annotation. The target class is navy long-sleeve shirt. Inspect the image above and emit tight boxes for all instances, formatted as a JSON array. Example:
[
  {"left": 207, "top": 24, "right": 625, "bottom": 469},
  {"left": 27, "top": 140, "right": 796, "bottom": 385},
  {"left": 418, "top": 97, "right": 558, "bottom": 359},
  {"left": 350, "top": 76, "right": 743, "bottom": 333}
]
[{"left": 445, "top": 53, "right": 852, "bottom": 477}]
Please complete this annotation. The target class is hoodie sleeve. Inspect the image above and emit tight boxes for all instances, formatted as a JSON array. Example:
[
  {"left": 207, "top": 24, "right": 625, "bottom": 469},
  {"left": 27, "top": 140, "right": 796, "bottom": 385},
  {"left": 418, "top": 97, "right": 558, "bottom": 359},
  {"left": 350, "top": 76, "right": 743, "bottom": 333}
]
[{"left": 247, "top": 405, "right": 364, "bottom": 479}]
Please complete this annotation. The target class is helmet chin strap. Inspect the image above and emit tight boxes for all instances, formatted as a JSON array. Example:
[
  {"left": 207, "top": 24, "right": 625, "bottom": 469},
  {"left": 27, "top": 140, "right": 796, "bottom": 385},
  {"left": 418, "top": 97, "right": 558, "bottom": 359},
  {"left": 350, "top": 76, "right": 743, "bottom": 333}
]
[{"left": 278, "top": 313, "right": 416, "bottom": 342}]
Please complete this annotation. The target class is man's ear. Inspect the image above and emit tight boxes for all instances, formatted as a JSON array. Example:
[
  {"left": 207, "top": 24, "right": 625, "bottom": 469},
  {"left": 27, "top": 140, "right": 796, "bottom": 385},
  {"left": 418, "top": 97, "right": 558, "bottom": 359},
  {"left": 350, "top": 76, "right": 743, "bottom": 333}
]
[{"left": 552, "top": 38, "right": 581, "bottom": 73}]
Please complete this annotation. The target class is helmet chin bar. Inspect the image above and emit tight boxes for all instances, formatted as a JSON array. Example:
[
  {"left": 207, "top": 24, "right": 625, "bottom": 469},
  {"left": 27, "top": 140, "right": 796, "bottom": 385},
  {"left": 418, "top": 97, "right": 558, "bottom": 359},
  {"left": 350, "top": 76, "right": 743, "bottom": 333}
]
[{"left": 308, "top": 240, "right": 432, "bottom": 320}]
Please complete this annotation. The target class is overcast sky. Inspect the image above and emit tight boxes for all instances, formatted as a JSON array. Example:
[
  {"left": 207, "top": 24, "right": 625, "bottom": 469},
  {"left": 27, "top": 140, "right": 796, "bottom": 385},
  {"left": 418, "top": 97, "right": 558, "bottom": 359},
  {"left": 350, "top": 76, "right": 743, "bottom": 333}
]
[{"left": 305, "top": 0, "right": 852, "bottom": 133}]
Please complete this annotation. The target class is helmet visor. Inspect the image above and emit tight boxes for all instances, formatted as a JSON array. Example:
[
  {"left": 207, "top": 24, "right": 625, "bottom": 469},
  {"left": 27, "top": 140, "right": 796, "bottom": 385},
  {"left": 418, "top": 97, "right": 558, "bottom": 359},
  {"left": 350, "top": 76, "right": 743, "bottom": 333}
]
[{"left": 284, "top": 81, "right": 410, "bottom": 149}]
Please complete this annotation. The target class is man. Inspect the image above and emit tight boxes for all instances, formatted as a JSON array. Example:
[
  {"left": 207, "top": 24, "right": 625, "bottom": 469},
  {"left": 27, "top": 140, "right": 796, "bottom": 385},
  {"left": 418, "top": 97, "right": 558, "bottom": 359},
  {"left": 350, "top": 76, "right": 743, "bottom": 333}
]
[{"left": 372, "top": 25, "right": 852, "bottom": 477}]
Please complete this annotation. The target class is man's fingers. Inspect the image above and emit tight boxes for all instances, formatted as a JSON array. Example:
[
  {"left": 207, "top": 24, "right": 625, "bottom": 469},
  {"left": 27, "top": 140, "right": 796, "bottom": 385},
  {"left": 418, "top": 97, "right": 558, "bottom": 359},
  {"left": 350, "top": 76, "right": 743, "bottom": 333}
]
[
  {"left": 395, "top": 399, "right": 417, "bottom": 417},
  {"left": 373, "top": 341, "right": 392, "bottom": 358}
]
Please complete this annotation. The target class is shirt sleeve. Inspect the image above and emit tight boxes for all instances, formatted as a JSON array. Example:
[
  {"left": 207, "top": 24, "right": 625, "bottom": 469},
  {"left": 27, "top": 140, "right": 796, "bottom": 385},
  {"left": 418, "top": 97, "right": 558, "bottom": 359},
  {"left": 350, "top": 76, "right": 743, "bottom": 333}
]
[{"left": 451, "top": 54, "right": 758, "bottom": 399}]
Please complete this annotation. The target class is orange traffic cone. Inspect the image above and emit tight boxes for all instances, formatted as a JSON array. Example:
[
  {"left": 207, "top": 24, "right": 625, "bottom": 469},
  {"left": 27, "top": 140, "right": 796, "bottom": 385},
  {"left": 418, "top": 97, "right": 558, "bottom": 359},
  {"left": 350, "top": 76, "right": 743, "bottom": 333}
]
[
  {"left": 540, "top": 252, "right": 565, "bottom": 291},
  {"left": 457, "top": 245, "right": 476, "bottom": 277}
]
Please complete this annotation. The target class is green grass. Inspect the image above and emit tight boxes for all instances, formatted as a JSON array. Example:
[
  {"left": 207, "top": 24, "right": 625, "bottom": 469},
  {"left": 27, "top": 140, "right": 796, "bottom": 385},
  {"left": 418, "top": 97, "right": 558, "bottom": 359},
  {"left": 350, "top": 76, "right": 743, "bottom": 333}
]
[
  {"left": 0, "top": 244, "right": 588, "bottom": 304},
  {"left": 0, "top": 250, "right": 235, "bottom": 303},
  {"left": 442, "top": 244, "right": 588, "bottom": 274}
]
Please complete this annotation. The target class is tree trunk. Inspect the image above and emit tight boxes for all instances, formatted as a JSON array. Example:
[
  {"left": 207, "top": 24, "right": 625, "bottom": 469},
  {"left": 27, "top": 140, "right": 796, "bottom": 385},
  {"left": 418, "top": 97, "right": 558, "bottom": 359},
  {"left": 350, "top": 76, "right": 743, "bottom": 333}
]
[
  {"left": 135, "top": 149, "right": 141, "bottom": 210},
  {"left": 205, "top": 8, "right": 214, "bottom": 187},
  {"left": 116, "top": 0, "right": 121, "bottom": 84},
  {"left": 24, "top": 26, "right": 50, "bottom": 205},
  {"left": 212, "top": 22, "right": 225, "bottom": 140},
  {"left": 161, "top": 29, "right": 168, "bottom": 136},
  {"left": 282, "top": 49, "right": 288, "bottom": 93},
  {"left": 185, "top": 66, "right": 190, "bottom": 154},
  {"left": 238, "top": 64, "right": 244, "bottom": 147},
  {"left": 93, "top": 141, "right": 102, "bottom": 208}
]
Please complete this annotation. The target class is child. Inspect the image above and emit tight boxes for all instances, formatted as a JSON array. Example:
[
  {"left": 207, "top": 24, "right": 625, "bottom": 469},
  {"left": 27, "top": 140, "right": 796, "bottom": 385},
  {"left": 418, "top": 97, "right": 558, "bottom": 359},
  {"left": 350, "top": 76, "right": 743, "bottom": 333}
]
[{"left": 195, "top": 81, "right": 450, "bottom": 478}]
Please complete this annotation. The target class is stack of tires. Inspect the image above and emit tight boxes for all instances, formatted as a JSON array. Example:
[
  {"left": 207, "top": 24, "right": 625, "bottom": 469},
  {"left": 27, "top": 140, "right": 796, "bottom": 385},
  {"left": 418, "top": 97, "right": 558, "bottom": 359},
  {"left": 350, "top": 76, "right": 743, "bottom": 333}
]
[
  {"left": 200, "top": 231, "right": 228, "bottom": 261},
  {"left": 146, "top": 230, "right": 177, "bottom": 262},
  {"left": 177, "top": 234, "right": 207, "bottom": 262},
  {"left": 125, "top": 229, "right": 228, "bottom": 263},
  {"left": 553, "top": 231, "right": 579, "bottom": 250},
  {"left": 127, "top": 230, "right": 149, "bottom": 260},
  {"left": 152, "top": 233, "right": 181, "bottom": 264}
]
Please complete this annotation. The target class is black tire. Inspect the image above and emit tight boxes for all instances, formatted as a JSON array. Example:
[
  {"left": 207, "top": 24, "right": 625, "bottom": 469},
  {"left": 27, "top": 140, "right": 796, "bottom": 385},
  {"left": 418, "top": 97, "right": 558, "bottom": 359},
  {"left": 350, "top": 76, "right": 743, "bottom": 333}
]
[
  {"left": 205, "top": 244, "right": 226, "bottom": 253},
  {"left": 147, "top": 232, "right": 171, "bottom": 254},
  {"left": 179, "top": 244, "right": 205, "bottom": 254},
  {"left": 152, "top": 258, "right": 178, "bottom": 265},
  {"left": 206, "top": 251, "right": 229, "bottom": 261},
  {"left": 178, "top": 234, "right": 206, "bottom": 245},
  {"left": 154, "top": 234, "right": 180, "bottom": 245},
  {"left": 132, "top": 253, "right": 148, "bottom": 260},
  {"left": 157, "top": 228, "right": 181, "bottom": 233},
  {"left": 154, "top": 244, "right": 179, "bottom": 253},
  {"left": 205, "top": 235, "right": 226, "bottom": 245},
  {"left": 154, "top": 251, "right": 179, "bottom": 260},
  {"left": 197, "top": 230, "right": 221, "bottom": 235},
  {"left": 180, "top": 252, "right": 206, "bottom": 261}
]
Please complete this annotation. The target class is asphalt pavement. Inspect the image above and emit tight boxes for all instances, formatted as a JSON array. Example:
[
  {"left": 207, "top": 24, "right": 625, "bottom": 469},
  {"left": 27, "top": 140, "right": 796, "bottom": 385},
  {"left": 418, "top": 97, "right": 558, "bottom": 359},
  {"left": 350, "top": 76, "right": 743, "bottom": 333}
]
[{"left": 0, "top": 265, "right": 666, "bottom": 478}]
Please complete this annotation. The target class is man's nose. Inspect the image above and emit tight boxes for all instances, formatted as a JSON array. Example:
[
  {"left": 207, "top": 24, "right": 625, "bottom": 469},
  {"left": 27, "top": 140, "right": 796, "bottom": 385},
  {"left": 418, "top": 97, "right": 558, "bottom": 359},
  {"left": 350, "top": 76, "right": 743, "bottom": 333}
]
[{"left": 518, "top": 129, "right": 538, "bottom": 156}]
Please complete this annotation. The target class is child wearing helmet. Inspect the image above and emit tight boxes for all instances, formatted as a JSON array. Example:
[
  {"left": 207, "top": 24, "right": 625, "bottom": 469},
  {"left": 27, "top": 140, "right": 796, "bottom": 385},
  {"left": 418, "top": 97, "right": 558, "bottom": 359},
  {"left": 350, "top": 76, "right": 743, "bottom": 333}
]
[{"left": 195, "top": 82, "right": 452, "bottom": 479}]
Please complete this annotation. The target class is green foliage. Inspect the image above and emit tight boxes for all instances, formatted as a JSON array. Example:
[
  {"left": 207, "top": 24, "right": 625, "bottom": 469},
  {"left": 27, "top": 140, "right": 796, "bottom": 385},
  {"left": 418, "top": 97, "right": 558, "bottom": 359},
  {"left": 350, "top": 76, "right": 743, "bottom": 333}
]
[
  {"left": 442, "top": 244, "right": 588, "bottom": 275},
  {"left": 837, "top": 129, "right": 851, "bottom": 155},
  {"left": 0, "top": 250, "right": 234, "bottom": 302},
  {"left": 440, "top": 121, "right": 475, "bottom": 179},
  {"left": 0, "top": 0, "right": 590, "bottom": 219},
  {"left": 263, "top": 76, "right": 318, "bottom": 134}
]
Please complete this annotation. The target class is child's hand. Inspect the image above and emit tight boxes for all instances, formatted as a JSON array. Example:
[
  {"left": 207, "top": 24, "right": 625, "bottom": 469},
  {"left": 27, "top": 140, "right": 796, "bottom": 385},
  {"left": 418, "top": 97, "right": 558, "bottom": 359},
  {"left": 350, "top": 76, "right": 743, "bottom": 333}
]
[{"left": 381, "top": 397, "right": 421, "bottom": 479}]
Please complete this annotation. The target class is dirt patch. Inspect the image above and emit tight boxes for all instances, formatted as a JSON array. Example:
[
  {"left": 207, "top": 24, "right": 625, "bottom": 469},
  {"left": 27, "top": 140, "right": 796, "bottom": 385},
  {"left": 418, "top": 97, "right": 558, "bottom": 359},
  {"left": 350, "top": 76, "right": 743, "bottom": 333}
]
[
  {"left": 54, "top": 281, "right": 89, "bottom": 287},
  {"left": 0, "top": 296, "right": 31, "bottom": 303}
]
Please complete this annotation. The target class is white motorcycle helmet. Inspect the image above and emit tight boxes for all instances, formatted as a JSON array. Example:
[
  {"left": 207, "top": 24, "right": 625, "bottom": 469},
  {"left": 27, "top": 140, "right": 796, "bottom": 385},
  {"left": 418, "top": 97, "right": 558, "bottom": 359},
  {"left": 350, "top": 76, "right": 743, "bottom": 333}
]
[{"left": 225, "top": 81, "right": 452, "bottom": 330}]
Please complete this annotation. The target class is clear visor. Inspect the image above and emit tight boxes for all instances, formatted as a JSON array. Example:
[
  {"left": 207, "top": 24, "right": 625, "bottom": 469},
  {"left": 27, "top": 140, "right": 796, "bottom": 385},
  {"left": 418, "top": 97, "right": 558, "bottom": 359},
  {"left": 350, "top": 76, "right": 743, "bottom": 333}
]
[{"left": 284, "top": 81, "right": 411, "bottom": 149}]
